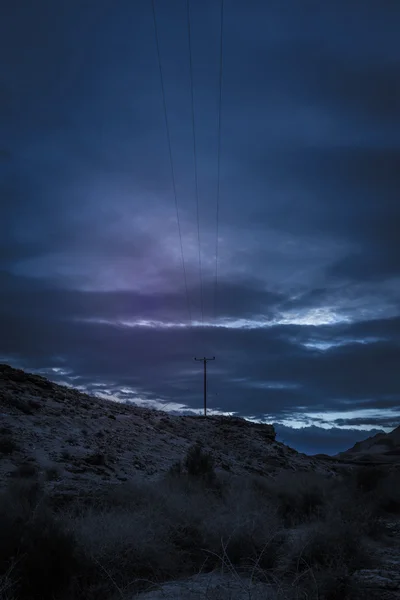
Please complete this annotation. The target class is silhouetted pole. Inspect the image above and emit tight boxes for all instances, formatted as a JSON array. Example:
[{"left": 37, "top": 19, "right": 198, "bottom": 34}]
[{"left": 194, "top": 356, "right": 215, "bottom": 416}]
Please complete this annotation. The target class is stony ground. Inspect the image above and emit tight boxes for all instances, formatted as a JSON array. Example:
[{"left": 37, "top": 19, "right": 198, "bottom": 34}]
[{"left": 350, "top": 518, "right": 400, "bottom": 600}]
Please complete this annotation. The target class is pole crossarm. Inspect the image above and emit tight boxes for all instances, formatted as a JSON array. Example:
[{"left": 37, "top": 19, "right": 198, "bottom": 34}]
[{"left": 194, "top": 357, "right": 215, "bottom": 416}]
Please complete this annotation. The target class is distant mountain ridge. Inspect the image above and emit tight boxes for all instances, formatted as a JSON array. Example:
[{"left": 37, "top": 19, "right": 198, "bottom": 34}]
[{"left": 336, "top": 425, "right": 400, "bottom": 461}]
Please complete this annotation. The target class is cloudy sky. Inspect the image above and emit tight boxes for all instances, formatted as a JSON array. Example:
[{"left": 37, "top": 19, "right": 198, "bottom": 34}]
[{"left": 1, "top": 0, "right": 399, "bottom": 455}]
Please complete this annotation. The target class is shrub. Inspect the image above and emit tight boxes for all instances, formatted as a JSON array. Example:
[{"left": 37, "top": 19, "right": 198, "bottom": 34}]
[
  {"left": 271, "top": 471, "right": 330, "bottom": 526},
  {"left": 167, "top": 522, "right": 206, "bottom": 566},
  {"left": 355, "top": 465, "right": 387, "bottom": 493},
  {"left": 18, "top": 515, "right": 79, "bottom": 599},
  {"left": 0, "top": 481, "right": 80, "bottom": 600},
  {"left": 28, "top": 399, "right": 41, "bottom": 410},
  {"left": 167, "top": 460, "right": 183, "bottom": 477},
  {"left": 277, "top": 520, "right": 375, "bottom": 580},
  {"left": 70, "top": 507, "right": 186, "bottom": 595},
  {"left": 200, "top": 475, "right": 283, "bottom": 575},
  {"left": 373, "top": 470, "right": 400, "bottom": 514},
  {"left": 0, "top": 435, "right": 18, "bottom": 455},
  {"left": 10, "top": 462, "right": 38, "bottom": 479},
  {"left": 66, "top": 479, "right": 160, "bottom": 515},
  {"left": 184, "top": 441, "right": 215, "bottom": 482},
  {"left": 45, "top": 466, "right": 61, "bottom": 481},
  {"left": 84, "top": 453, "right": 106, "bottom": 466},
  {"left": 12, "top": 398, "right": 34, "bottom": 415},
  {"left": 203, "top": 514, "right": 284, "bottom": 575},
  {"left": 324, "top": 475, "right": 383, "bottom": 539}
]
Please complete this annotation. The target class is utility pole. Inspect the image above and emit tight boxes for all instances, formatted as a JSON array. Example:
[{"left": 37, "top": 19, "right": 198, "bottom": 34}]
[{"left": 194, "top": 356, "right": 215, "bottom": 417}]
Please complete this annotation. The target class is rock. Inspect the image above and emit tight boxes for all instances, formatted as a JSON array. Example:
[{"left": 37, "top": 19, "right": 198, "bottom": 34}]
[
  {"left": 352, "top": 569, "right": 400, "bottom": 590},
  {"left": 132, "top": 571, "right": 279, "bottom": 599}
]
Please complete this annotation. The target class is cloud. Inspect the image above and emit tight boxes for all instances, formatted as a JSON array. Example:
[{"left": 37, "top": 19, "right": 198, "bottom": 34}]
[
  {"left": 333, "top": 416, "right": 400, "bottom": 428},
  {"left": 1, "top": 272, "right": 399, "bottom": 431}
]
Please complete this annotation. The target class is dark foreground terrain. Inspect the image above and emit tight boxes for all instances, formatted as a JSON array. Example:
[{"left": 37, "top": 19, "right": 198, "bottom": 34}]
[{"left": 1, "top": 364, "right": 400, "bottom": 599}]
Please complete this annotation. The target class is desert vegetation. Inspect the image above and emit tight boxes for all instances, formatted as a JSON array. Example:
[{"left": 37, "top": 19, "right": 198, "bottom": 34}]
[
  {"left": 0, "top": 434, "right": 19, "bottom": 456},
  {"left": 0, "top": 442, "right": 398, "bottom": 600}
]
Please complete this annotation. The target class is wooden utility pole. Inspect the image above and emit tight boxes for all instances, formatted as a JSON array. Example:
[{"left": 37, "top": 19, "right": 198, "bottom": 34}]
[{"left": 194, "top": 356, "right": 215, "bottom": 416}]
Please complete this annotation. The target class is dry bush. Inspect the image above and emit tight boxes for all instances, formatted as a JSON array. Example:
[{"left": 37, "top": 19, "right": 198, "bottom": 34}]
[
  {"left": 323, "top": 478, "right": 382, "bottom": 539},
  {"left": 45, "top": 465, "right": 61, "bottom": 481},
  {"left": 69, "top": 506, "right": 188, "bottom": 595},
  {"left": 0, "top": 427, "right": 12, "bottom": 435},
  {"left": 66, "top": 471, "right": 285, "bottom": 595},
  {"left": 166, "top": 441, "right": 218, "bottom": 489},
  {"left": 0, "top": 480, "right": 151, "bottom": 599},
  {"left": 0, "top": 480, "right": 80, "bottom": 600},
  {"left": 167, "top": 459, "right": 183, "bottom": 478},
  {"left": 198, "top": 475, "right": 284, "bottom": 576},
  {"left": 277, "top": 519, "right": 376, "bottom": 600},
  {"left": 10, "top": 462, "right": 38, "bottom": 479},
  {"left": 0, "top": 436, "right": 18, "bottom": 456},
  {"left": 266, "top": 471, "right": 332, "bottom": 526},
  {"left": 11, "top": 397, "right": 34, "bottom": 415},
  {"left": 283, "top": 521, "right": 374, "bottom": 572},
  {"left": 68, "top": 478, "right": 162, "bottom": 515},
  {"left": 354, "top": 465, "right": 387, "bottom": 493},
  {"left": 184, "top": 441, "right": 215, "bottom": 479},
  {"left": 84, "top": 452, "right": 106, "bottom": 466},
  {"left": 373, "top": 469, "right": 400, "bottom": 514},
  {"left": 62, "top": 475, "right": 222, "bottom": 594},
  {"left": 158, "top": 475, "right": 225, "bottom": 569},
  {"left": 28, "top": 399, "right": 41, "bottom": 411}
]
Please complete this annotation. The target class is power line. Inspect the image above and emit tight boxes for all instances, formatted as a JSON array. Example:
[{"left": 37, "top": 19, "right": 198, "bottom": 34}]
[
  {"left": 214, "top": 0, "right": 224, "bottom": 326},
  {"left": 186, "top": 0, "right": 204, "bottom": 327},
  {"left": 151, "top": 0, "right": 192, "bottom": 327}
]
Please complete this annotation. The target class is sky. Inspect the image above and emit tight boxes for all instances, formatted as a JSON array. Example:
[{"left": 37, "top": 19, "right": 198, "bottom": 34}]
[{"left": 1, "top": 0, "right": 400, "bottom": 455}]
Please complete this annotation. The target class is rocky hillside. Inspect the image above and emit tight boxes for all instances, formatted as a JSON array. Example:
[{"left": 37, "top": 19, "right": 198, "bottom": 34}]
[
  {"left": 337, "top": 425, "right": 400, "bottom": 462},
  {"left": 0, "top": 363, "right": 338, "bottom": 496}
]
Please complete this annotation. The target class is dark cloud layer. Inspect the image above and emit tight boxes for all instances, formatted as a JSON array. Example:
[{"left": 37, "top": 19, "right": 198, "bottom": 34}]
[{"left": 1, "top": 0, "right": 399, "bottom": 454}]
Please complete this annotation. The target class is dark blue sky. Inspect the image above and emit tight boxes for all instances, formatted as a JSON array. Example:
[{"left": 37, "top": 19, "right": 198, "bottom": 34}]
[{"left": 1, "top": 0, "right": 400, "bottom": 455}]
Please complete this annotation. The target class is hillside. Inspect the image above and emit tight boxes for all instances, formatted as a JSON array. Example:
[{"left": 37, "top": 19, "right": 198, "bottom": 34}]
[{"left": 0, "top": 363, "right": 337, "bottom": 497}]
